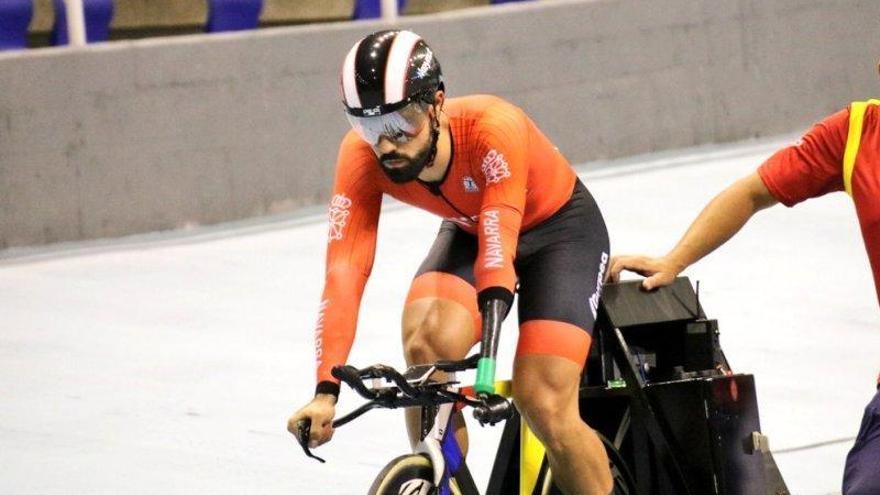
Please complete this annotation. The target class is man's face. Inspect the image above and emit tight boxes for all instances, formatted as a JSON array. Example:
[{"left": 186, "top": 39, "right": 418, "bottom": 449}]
[
  {"left": 346, "top": 102, "right": 435, "bottom": 183},
  {"left": 373, "top": 106, "right": 435, "bottom": 183}
]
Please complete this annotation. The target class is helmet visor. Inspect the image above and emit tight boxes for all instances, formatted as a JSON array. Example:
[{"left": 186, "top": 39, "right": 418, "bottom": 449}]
[{"left": 346, "top": 103, "right": 429, "bottom": 146}]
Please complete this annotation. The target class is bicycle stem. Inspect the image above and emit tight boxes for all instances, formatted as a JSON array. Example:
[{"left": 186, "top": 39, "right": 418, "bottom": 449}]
[{"left": 475, "top": 297, "right": 510, "bottom": 395}]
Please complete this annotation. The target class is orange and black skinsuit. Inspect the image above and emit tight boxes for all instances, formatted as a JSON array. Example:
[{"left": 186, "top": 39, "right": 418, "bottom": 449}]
[{"left": 314, "top": 95, "right": 610, "bottom": 395}]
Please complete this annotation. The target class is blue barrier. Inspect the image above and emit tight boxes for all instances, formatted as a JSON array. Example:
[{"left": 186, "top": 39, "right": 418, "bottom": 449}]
[
  {"left": 0, "top": 0, "right": 33, "bottom": 50},
  {"left": 206, "top": 0, "right": 263, "bottom": 32},
  {"left": 353, "top": 0, "right": 406, "bottom": 20},
  {"left": 50, "top": 0, "right": 113, "bottom": 45}
]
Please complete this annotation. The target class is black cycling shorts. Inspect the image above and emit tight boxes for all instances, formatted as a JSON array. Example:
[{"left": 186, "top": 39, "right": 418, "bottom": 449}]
[{"left": 412, "top": 179, "right": 610, "bottom": 338}]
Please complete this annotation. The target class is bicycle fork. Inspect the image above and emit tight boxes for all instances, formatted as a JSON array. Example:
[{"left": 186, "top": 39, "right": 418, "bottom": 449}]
[{"left": 415, "top": 400, "right": 458, "bottom": 494}]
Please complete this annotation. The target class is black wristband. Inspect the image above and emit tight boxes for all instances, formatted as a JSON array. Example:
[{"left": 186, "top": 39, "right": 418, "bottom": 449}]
[
  {"left": 315, "top": 380, "right": 340, "bottom": 398},
  {"left": 478, "top": 286, "right": 514, "bottom": 310}
]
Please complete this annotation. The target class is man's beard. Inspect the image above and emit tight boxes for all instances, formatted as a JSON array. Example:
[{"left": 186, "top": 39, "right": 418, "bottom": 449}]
[{"left": 379, "top": 143, "right": 434, "bottom": 184}]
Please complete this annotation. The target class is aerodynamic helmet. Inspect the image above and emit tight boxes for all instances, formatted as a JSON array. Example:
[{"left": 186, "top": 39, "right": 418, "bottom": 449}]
[{"left": 340, "top": 30, "right": 444, "bottom": 119}]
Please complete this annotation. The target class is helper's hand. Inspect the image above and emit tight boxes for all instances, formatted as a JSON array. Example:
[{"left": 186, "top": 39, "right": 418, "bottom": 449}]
[
  {"left": 607, "top": 255, "right": 683, "bottom": 290},
  {"left": 287, "top": 394, "right": 337, "bottom": 449}
]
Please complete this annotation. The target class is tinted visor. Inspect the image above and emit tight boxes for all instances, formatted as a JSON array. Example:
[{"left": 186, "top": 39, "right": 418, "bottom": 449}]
[{"left": 346, "top": 103, "right": 429, "bottom": 145}]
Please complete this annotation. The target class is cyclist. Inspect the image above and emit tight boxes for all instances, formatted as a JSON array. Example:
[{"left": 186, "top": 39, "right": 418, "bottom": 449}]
[
  {"left": 608, "top": 69, "right": 880, "bottom": 494},
  {"left": 287, "top": 30, "right": 613, "bottom": 494}
]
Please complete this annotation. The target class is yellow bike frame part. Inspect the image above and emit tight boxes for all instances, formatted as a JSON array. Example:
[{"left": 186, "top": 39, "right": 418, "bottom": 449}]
[{"left": 492, "top": 379, "right": 548, "bottom": 495}]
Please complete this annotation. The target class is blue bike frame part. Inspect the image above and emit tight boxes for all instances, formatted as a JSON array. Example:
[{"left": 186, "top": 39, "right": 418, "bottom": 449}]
[{"left": 439, "top": 417, "right": 465, "bottom": 495}]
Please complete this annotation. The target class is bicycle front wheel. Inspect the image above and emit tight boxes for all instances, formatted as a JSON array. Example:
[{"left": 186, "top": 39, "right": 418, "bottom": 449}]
[{"left": 368, "top": 454, "right": 436, "bottom": 495}]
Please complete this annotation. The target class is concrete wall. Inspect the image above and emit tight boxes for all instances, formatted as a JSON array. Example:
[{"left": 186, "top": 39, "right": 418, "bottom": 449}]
[
  {"left": 28, "top": 0, "right": 489, "bottom": 32},
  {"left": 3, "top": 0, "right": 880, "bottom": 249}
]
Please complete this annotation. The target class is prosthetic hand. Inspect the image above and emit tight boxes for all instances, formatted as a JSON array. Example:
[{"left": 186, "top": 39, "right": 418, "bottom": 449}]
[{"left": 473, "top": 288, "right": 514, "bottom": 425}]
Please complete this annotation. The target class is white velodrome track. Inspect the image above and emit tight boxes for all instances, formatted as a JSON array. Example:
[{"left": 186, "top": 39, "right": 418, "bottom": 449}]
[{"left": 2, "top": 136, "right": 878, "bottom": 495}]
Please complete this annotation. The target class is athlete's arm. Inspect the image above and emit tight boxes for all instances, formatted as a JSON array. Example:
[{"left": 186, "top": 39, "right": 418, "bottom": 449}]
[
  {"left": 313, "top": 150, "right": 383, "bottom": 393},
  {"left": 288, "top": 136, "right": 382, "bottom": 447},
  {"left": 473, "top": 105, "right": 529, "bottom": 307},
  {"left": 471, "top": 105, "right": 529, "bottom": 394},
  {"left": 608, "top": 173, "right": 776, "bottom": 289}
]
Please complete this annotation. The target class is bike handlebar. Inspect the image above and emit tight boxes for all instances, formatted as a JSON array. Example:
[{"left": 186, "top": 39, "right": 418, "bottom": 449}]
[
  {"left": 298, "top": 355, "right": 513, "bottom": 463},
  {"left": 331, "top": 355, "right": 513, "bottom": 427},
  {"left": 434, "top": 354, "right": 480, "bottom": 372},
  {"left": 331, "top": 364, "right": 420, "bottom": 400}
]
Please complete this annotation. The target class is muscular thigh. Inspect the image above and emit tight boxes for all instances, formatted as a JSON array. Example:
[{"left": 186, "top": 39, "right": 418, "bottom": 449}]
[
  {"left": 516, "top": 241, "right": 608, "bottom": 331},
  {"left": 414, "top": 220, "right": 479, "bottom": 286},
  {"left": 515, "top": 182, "right": 610, "bottom": 367},
  {"left": 403, "top": 221, "right": 481, "bottom": 361}
]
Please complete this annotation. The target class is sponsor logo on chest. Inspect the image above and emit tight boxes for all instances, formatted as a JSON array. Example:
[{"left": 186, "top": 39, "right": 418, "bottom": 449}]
[
  {"left": 462, "top": 176, "right": 480, "bottom": 193},
  {"left": 481, "top": 149, "right": 511, "bottom": 184}
]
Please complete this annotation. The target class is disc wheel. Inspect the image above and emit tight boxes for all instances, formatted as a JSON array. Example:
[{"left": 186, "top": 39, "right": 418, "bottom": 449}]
[{"left": 367, "top": 454, "right": 435, "bottom": 495}]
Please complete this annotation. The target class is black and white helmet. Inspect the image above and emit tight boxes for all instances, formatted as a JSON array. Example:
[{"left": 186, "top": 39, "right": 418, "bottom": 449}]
[{"left": 341, "top": 30, "right": 444, "bottom": 118}]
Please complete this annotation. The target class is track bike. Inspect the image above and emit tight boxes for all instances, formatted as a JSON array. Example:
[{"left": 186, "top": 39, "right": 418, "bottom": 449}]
[
  {"left": 297, "top": 354, "right": 637, "bottom": 494},
  {"left": 298, "top": 278, "right": 791, "bottom": 495},
  {"left": 297, "top": 287, "right": 637, "bottom": 495}
]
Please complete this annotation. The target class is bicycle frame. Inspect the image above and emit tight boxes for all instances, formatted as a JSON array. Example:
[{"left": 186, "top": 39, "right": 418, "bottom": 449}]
[
  {"left": 303, "top": 357, "right": 641, "bottom": 495},
  {"left": 414, "top": 373, "right": 466, "bottom": 494},
  {"left": 315, "top": 358, "right": 550, "bottom": 495},
  {"left": 412, "top": 377, "right": 551, "bottom": 495}
]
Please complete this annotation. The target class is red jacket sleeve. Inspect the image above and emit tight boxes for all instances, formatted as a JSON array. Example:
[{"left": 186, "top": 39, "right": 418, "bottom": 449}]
[
  {"left": 315, "top": 133, "right": 383, "bottom": 384},
  {"left": 473, "top": 104, "right": 529, "bottom": 299},
  {"left": 757, "top": 108, "right": 848, "bottom": 206}
]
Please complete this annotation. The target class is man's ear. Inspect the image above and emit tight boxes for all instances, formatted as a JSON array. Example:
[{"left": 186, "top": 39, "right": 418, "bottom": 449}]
[{"left": 434, "top": 90, "right": 445, "bottom": 111}]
